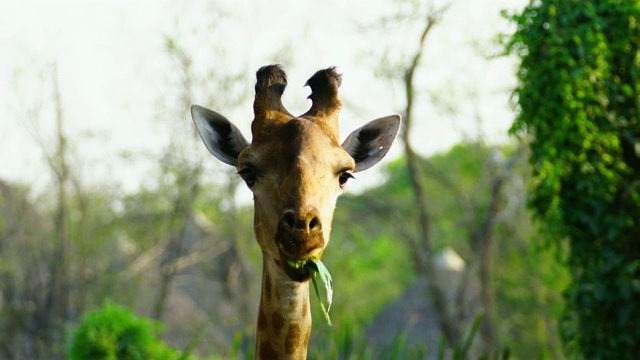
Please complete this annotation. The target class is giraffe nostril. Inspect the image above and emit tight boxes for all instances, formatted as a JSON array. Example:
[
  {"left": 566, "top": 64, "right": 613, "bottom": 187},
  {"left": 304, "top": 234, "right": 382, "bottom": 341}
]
[
  {"left": 308, "top": 216, "right": 321, "bottom": 233},
  {"left": 281, "top": 211, "right": 296, "bottom": 230}
]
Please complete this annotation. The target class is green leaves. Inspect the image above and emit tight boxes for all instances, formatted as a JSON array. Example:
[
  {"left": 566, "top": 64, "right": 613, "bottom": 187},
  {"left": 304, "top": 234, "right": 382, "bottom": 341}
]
[
  {"left": 287, "top": 259, "right": 307, "bottom": 270},
  {"left": 68, "top": 303, "right": 186, "bottom": 360},
  {"left": 504, "top": 0, "right": 640, "bottom": 357},
  {"left": 286, "top": 257, "right": 334, "bottom": 326},
  {"left": 307, "top": 258, "right": 334, "bottom": 326}
]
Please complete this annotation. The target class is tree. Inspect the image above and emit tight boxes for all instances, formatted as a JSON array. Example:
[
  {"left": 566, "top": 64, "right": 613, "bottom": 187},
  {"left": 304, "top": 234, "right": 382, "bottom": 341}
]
[
  {"left": 368, "top": 1, "right": 517, "bottom": 352},
  {"left": 0, "top": 63, "right": 126, "bottom": 359},
  {"left": 396, "top": 3, "right": 462, "bottom": 346},
  {"left": 505, "top": 1, "right": 640, "bottom": 358},
  {"left": 133, "top": 11, "right": 258, "bottom": 352}
]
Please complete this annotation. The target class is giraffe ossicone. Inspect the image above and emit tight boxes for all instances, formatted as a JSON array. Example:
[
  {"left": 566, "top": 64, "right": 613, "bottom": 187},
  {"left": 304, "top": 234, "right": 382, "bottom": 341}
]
[{"left": 191, "top": 65, "right": 400, "bottom": 359}]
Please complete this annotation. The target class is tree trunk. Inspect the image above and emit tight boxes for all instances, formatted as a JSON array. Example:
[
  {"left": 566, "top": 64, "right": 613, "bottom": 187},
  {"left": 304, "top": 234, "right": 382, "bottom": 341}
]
[
  {"left": 41, "top": 65, "right": 70, "bottom": 359},
  {"left": 400, "top": 7, "right": 461, "bottom": 346},
  {"left": 153, "top": 173, "right": 200, "bottom": 321}
]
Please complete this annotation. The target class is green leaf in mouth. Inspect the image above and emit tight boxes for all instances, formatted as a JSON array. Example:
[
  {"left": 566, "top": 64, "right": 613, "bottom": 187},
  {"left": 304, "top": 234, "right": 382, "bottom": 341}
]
[
  {"left": 307, "top": 258, "right": 333, "bottom": 326},
  {"left": 287, "top": 259, "right": 308, "bottom": 270},
  {"left": 285, "top": 257, "right": 333, "bottom": 326}
]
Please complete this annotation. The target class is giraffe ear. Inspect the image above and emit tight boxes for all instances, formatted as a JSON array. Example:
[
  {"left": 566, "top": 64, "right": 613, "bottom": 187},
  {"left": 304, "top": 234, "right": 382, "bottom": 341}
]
[
  {"left": 342, "top": 115, "right": 402, "bottom": 173},
  {"left": 191, "top": 105, "right": 249, "bottom": 167}
]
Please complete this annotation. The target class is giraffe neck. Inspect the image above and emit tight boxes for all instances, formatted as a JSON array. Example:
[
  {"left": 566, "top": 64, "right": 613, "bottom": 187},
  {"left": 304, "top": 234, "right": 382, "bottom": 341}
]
[{"left": 255, "top": 256, "right": 311, "bottom": 359}]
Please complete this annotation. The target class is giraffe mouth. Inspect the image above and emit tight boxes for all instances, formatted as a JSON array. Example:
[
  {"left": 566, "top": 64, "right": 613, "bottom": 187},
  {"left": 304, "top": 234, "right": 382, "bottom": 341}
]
[
  {"left": 277, "top": 243, "right": 325, "bottom": 282},
  {"left": 281, "top": 253, "right": 312, "bottom": 281},
  {"left": 275, "top": 226, "right": 325, "bottom": 281},
  {"left": 277, "top": 242, "right": 325, "bottom": 282}
]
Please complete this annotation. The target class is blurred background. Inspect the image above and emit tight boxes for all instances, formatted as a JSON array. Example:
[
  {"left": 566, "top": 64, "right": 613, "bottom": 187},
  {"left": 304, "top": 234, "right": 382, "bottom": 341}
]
[{"left": 0, "top": 0, "right": 589, "bottom": 358}]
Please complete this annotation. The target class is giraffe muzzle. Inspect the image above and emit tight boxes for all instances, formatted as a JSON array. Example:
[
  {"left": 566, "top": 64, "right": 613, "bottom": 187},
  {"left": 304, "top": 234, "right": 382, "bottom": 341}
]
[{"left": 275, "top": 208, "right": 325, "bottom": 260}]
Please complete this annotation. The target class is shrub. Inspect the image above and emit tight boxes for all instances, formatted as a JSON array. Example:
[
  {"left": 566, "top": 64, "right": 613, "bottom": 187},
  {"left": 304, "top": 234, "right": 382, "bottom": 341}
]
[{"left": 68, "top": 303, "right": 184, "bottom": 360}]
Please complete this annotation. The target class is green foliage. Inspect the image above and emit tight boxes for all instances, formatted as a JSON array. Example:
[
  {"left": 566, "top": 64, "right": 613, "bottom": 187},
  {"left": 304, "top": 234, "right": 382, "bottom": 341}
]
[
  {"left": 347, "top": 143, "right": 495, "bottom": 253},
  {"left": 505, "top": 0, "right": 640, "bottom": 357},
  {"left": 68, "top": 303, "right": 187, "bottom": 360},
  {"left": 322, "top": 224, "right": 413, "bottom": 333},
  {"left": 331, "top": 143, "right": 567, "bottom": 358}
]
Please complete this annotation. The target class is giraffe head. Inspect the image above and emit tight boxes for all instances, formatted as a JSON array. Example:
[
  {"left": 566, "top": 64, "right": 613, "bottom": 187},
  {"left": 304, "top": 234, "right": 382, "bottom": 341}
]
[{"left": 191, "top": 65, "right": 400, "bottom": 281}]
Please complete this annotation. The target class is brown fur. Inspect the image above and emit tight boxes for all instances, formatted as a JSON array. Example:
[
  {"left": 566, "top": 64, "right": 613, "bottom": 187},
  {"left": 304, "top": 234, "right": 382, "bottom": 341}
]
[
  {"left": 285, "top": 324, "right": 302, "bottom": 355},
  {"left": 272, "top": 312, "right": 285, "bottom": 336},
  {"left": 258, "top": 341, "right": 279, "bottom": 359},
  {"left": 257, "top": 309, "right": 268, "bottom": 333},
  {"left": 264, "top": 273, "right": 272, "bottom": 301}
]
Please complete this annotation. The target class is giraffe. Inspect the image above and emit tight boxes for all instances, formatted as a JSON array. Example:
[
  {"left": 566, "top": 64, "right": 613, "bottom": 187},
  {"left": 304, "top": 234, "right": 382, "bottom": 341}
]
[{"left": 191, "top": 65, "right": 400, "bottom": 359}]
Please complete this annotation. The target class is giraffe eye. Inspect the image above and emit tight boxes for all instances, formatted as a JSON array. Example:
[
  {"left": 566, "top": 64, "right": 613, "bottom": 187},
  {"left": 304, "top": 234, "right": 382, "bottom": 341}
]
[
  {"left": 238, "top": 168, "right": 257, "bottom": 187},
  {"left": 338, "top": 172, "right": 355, "bottom": 188}
]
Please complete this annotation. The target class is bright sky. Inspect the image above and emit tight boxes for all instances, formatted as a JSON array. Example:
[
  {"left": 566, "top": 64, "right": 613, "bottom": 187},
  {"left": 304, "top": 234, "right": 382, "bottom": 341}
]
[{"left": 0, "top": 0, "right": 528, "bottom": 196}]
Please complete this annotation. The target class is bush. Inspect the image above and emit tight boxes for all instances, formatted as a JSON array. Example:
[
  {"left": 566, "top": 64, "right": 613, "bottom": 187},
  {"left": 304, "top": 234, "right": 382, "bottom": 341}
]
[{"left": 68, "top": 303, "right": 185, "bottom": 360}]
